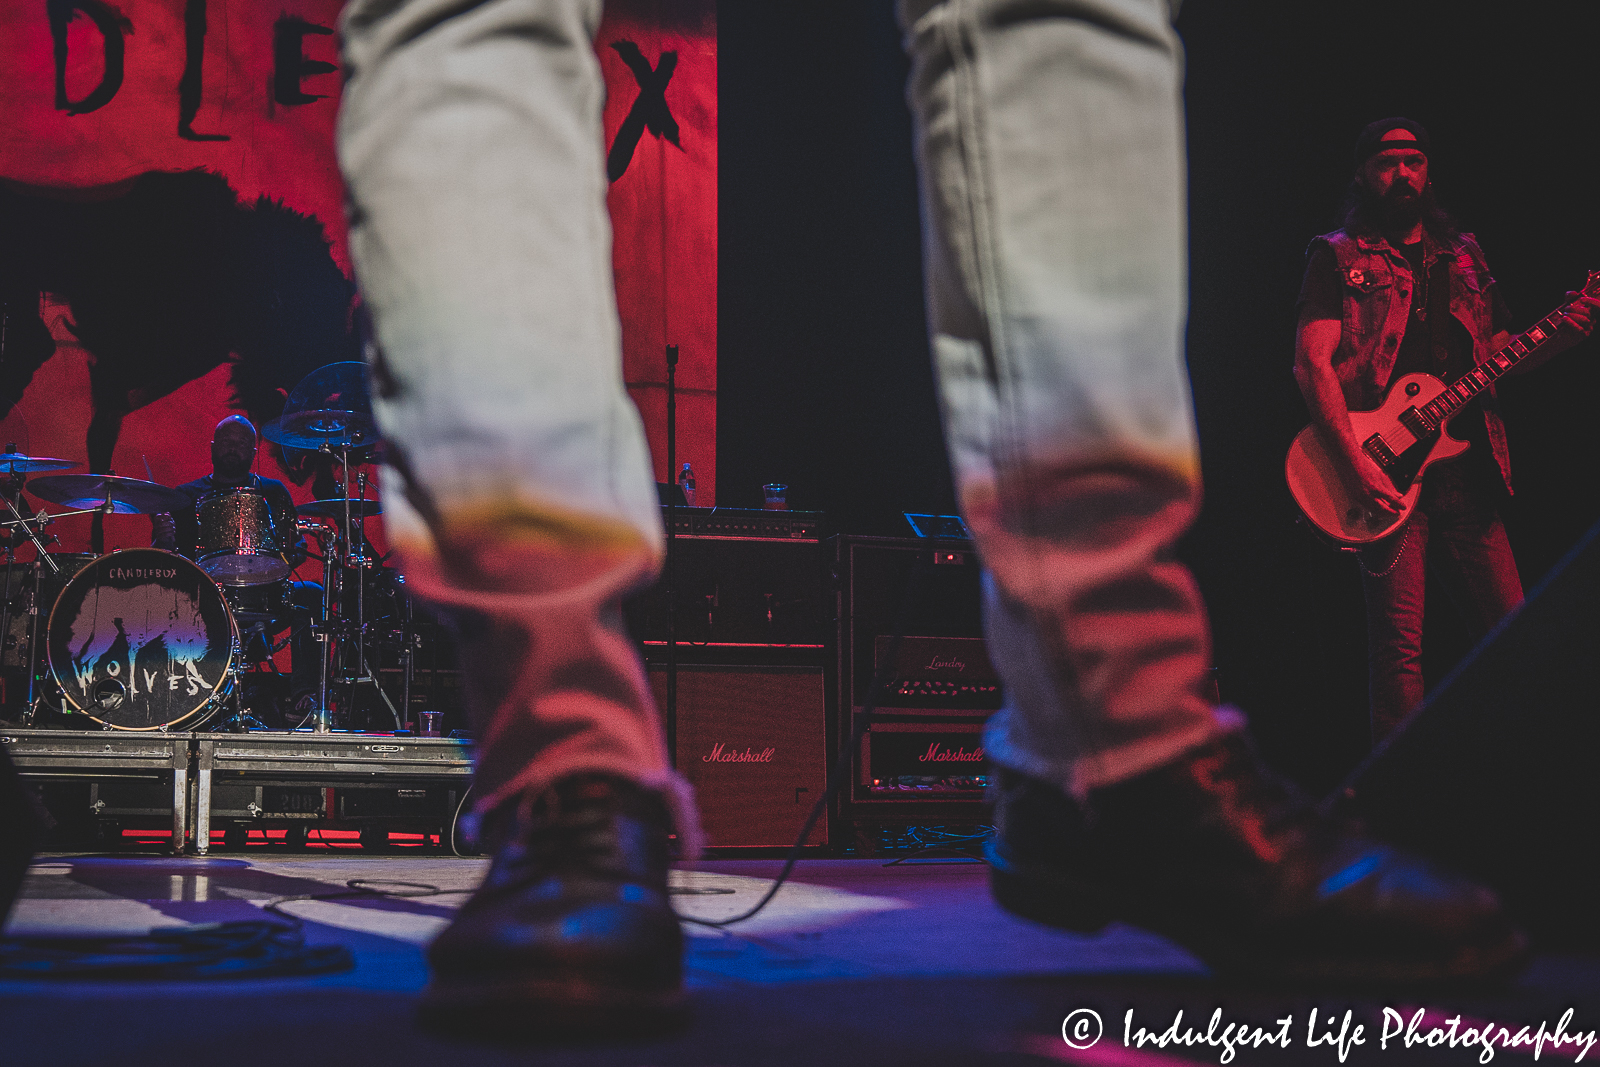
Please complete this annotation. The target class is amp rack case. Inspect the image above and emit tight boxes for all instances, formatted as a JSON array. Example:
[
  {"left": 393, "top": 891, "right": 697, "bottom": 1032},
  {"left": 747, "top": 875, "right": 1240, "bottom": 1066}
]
[{"left": 831, "top": 536, "right": 1001, "bottom": 839}]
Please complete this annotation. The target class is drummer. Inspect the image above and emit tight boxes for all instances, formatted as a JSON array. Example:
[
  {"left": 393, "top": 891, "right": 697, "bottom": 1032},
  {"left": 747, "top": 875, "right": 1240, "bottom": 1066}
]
[
  {"left": 151, "top": 416, "right": 305, "bottom": 563},
  {"left": 152, "top": 416, "right": 320, "bottom": 711}
]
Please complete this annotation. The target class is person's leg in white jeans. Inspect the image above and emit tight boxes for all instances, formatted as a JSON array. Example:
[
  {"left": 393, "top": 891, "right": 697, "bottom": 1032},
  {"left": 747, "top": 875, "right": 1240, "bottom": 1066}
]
[
  {"left": 900, "top": 0, "right": 1228, "bottom": 797},
  {"left": 337, "top": 0, "right": 696, "bottom": 1032},
  {"left": 897, "top": 0, "right": 1521, "bottom": 981},
  {"left": 337, "top": 0, "right": 696, "bottom": 836}
]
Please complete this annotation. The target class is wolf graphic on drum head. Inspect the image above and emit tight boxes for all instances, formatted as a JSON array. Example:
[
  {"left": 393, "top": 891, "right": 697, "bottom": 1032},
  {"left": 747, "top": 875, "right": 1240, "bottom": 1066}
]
[
  {"left": 65, "top": 586, "right": 217, "bottom": 705},
  {"left": 48, "top": 550, "right": 235, "bottom": 729}
]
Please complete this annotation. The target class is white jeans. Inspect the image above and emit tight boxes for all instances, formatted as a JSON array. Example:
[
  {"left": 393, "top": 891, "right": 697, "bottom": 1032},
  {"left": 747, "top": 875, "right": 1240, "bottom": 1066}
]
[
  {"left": 336, "top": 0, "right": 1228, "bottom": 813},
  {"left": 900, "top": 0, "right": 1227, "bottom": 793}
]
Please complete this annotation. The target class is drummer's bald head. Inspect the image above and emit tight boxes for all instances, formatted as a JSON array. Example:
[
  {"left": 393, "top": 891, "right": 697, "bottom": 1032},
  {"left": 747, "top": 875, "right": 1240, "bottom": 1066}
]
[
  {"left": 211, "top": 416, "right": 257, "bottom": 480},
  {"left": 213, "top": 416, "right": 257, "bottom": 444}
]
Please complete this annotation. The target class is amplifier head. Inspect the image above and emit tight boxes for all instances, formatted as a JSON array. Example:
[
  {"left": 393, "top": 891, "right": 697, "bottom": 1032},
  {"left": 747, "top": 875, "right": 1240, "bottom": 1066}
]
[{"left": 874, "top": 635, "right": 1000, "bottom": 709}]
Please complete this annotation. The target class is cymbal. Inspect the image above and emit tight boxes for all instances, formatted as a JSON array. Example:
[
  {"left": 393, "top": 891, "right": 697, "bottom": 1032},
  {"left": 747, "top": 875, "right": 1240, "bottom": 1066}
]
[
  {"left": 297, "top": 497, "right": 383, "bottom": 519},
  {"left": 262, "top": 410, "right": 380, "bottom": 449},
  {"left": 0, "top": 453, "right": 77, "bottom": 474},
  {"left": 26, "top": 474, "right": 190, "bottom": 515}
]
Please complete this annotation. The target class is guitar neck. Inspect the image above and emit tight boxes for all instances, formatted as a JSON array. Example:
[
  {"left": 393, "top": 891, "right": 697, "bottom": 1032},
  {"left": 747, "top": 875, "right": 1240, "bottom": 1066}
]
[{"left": 1418, "top": 305, "right": 1571, "bottom": 428}]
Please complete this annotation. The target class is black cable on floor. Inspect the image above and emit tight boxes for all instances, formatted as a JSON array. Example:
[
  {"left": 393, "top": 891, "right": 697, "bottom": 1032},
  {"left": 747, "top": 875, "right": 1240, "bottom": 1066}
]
[
  {"left": 262, "top": 877, "right": 471, "bottom": 921},
  {"left": 447, "top": 784, "right": 474, "bottom": 857},
  {"left": 678, "top": 552, "right": 932, "bottom": 929}
]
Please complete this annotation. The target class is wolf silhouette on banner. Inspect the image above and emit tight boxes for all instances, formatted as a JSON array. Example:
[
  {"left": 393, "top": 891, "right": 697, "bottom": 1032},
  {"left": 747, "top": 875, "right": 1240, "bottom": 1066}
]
[{"left": 0, "top": 169, "right": 358, "bottom": 478}]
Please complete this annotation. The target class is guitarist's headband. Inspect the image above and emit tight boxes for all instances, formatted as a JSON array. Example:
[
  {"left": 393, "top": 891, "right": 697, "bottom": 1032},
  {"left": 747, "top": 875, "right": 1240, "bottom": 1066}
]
[{"left": 1355, "top": 117, "right": 1432, "bottom": 167}]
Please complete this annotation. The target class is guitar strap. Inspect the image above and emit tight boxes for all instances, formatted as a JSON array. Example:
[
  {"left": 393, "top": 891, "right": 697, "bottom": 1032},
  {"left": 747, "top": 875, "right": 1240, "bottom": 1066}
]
[{"left": 1430, "top": 248, "right": 1452, "bottom": 376}]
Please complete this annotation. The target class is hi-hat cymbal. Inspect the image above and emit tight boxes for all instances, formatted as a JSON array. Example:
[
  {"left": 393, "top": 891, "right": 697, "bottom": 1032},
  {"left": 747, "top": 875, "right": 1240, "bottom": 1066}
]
[
  {"left": 26, "top": 474, "right": 190, "bottom": 515},
  {"left": 0, "top": 453, "right": 77, "bottom": 474},
  {"left": 263, "top": 410, "right": 380, "bottom": 449},
  {"left": 296, "top": 497, "right": 383, "bottom": 519}
]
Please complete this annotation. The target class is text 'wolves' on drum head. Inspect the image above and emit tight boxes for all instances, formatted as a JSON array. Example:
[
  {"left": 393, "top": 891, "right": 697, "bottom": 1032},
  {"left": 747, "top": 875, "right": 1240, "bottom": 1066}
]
[{"left": 47, "top": 549, "right": 235, "bottom": 730}]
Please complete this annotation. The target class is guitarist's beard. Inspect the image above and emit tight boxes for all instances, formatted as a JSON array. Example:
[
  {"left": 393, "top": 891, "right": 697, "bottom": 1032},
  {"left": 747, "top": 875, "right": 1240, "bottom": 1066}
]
[{"left": 1342, "top": 179, "right": 1459, "bottom": 240}]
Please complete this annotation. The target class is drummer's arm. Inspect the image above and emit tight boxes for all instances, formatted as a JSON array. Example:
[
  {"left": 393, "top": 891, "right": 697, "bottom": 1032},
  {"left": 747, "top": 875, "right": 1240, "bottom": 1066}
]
[
  {"left": 151, "top": 513, "right": 177, "bottom": 551},
  {"left": 153, "top": 488, "right": 192, "bottom": 554},
  {"left": 171, "top": 493, "right": 200, "bottom": 558}
]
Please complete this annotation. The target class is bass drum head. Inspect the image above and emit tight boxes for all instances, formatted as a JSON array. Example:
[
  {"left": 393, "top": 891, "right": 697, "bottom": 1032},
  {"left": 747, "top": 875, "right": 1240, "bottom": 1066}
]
[{"left": 47, "top": 549, "right": 235, "bottom": 730}]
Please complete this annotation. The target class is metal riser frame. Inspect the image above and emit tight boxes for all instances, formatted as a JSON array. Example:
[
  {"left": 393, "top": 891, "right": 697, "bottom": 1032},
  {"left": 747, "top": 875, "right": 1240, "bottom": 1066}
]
[{"left": 1, "top": 729, "right": 472, "bottom": 854}]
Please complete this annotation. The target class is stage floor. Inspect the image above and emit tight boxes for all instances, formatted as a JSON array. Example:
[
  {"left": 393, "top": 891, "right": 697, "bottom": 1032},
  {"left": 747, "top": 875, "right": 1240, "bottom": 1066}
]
[{"left": 5, "top": 852, "right": 1600, "bottom": 1065}]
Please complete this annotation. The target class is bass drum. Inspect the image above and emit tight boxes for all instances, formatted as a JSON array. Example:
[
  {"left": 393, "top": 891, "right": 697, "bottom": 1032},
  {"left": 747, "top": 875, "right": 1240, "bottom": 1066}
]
[{"left": 47, "top": 549, "right": 236, "bottom": 730}]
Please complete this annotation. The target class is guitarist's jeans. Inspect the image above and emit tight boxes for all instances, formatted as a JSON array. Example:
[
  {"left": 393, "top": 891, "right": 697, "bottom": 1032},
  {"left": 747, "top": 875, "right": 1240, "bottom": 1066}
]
[
  {"left": 903, "top": 0, "right": 1230, "bottom": 796},
  {"left": 1359, "top": 460, "right": 1523, "bottom": 741}
]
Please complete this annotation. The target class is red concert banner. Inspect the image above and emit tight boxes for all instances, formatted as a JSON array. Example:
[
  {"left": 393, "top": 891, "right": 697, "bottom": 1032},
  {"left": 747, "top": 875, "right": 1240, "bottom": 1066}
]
[
  {"left": 601, "top": 0, "right": 718, "bottom": 507},
  {"left": 0, "top": 0, "right": 715, "bottom": 562}
]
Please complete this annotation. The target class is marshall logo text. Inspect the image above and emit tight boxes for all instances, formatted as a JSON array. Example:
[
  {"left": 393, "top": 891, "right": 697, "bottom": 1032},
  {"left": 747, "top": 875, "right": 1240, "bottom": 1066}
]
[
  {"left": 703, "top": 743, "right": 776, "bottom": 764},
  {"left": 918, "top": 742, "right": 984, "bottom": 763}
]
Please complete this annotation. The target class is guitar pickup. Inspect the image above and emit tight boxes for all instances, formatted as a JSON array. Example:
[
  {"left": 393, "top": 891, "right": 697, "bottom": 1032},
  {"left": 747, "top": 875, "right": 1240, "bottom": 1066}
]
[
  {"left": 1363, "top": 433, "right": 1398, "bottom": 468},
  {"left": 1398, "top": 406, "right": 1435, "bottom": 439}
]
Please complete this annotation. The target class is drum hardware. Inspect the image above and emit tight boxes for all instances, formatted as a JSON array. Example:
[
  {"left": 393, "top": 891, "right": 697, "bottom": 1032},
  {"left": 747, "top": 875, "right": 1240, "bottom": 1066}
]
[
  {"left": 297, "top": 515, "right": 406, "bottom": 734},
  {"left": 1, "top": 493, "right": 61, "bottom": 576},
  {"left": 267, "top": 364, "right": 401, "bottom": 734},
  {"left": 294, "top": 498, "right": 383, "bottom": 519},
  {"left": 213, "top": 633, "right": 265, "bottom": 733},
  {"left": 0, "top": 486, "right": 54, "bottom": 720},
  {"left": 0, "top": 459, "right": 95, "bottom": 719}
]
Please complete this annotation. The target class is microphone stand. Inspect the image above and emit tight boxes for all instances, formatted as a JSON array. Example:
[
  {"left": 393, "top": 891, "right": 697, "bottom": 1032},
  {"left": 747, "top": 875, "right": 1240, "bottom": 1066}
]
[{"left": 664, "top": 343, "right": 678, "bottom": 766}]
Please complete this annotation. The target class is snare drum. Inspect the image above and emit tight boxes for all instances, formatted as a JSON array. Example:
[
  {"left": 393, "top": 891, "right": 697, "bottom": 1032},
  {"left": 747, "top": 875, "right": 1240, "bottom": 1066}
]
[
  {"left": 195, "top": 487, "right": 290, "bottom": 586},
  {"left": 47, "top": 549, "right": 236, "bottom": 730}
]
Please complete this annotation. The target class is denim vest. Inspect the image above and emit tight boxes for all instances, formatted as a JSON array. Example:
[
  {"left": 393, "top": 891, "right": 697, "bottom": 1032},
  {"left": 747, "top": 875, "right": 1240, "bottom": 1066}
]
[{"left": 1308, "top": 226, "right": 1512, "bottom": 492}]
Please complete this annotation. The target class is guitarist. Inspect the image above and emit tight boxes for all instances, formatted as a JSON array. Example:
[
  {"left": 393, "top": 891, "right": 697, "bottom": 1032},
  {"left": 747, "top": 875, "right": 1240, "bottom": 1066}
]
[{"left": 1293, "top": 117, "right": 1599, "bottom": 741}]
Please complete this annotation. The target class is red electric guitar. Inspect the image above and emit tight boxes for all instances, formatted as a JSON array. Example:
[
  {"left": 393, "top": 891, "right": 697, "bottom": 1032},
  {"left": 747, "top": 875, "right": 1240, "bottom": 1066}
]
[{"left": 1286, "top": 269, "right": 1600, "bottom": 545}]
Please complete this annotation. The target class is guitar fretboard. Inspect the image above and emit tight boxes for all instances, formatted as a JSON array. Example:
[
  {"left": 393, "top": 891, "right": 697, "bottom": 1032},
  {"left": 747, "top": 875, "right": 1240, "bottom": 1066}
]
[{"left": 1417, "top": 306, "right": 1575, "bottom": 430}]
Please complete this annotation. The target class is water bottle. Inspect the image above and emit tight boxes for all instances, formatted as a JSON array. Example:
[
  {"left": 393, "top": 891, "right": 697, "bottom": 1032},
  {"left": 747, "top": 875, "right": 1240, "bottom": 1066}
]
[{"left": 677, "top": 462, "right": 696, "bottom": 507}]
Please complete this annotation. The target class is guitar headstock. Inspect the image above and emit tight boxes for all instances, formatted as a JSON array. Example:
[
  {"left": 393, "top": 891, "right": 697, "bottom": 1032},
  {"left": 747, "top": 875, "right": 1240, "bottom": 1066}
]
[{"left": 1582, "top": 269, "right": 1600, "bottom": 299}]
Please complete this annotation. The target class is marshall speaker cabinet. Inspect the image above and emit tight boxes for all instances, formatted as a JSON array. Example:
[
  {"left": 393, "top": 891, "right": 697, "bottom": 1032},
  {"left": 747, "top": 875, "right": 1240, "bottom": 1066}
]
[
  {"left": 631, "top": 508, "right": 833, "bottom": 850},
  {"left": 649, "top": 664, "right": 828, "bottom": 849},
  {"left": 833, "top": 536, "right": 1002, "bottom": 826}
]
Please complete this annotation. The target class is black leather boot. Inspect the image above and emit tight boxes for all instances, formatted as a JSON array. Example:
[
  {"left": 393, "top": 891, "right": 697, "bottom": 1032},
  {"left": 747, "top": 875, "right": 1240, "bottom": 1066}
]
[
  {"left": 988, "top": 732, "right": 1526, "bottom": 983},
  {"left": 419, "top": 773, "right": 685, "bottom": 1038}
]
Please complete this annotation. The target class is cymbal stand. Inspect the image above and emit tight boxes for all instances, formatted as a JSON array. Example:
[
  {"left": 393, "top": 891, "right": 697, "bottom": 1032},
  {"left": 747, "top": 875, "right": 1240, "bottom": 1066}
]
[
  {"left": 215, "top": 632, "right": 264, "bottom": 732},
  {"left": 399, "top": 578, "right": 415, "bottom": 731},
  {"left": 0, "top": 480, "right": 30, "bottom": 721},
  {"left": 0, "top": 495, "right": 77, "bottom": 724},
  {"left": 303, "top": 519, "right": 337, "bottom": 733},
  {"left": 0, "top": 492, "right": 60, "bottom": 576},
  {"left": 302, "top": 438, "right": 403, "bottom": 732},
  {"left": 334, "top": 466, "right": 401, "bottom": 730}
]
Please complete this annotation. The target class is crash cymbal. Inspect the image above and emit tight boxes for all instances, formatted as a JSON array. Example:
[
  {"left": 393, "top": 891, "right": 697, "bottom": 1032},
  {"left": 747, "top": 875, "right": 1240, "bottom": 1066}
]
[
  {"left": 296, "top": 497, "right": 383, "bottom": 519},
  {"left": 26, "top": 474, "right": 190, "bottom": 515},
  {"left": 262, "top": 409, "right": 380, "bottom": 449},
  {"left": 267, "top": 362, "right": 380, "bottom": 450},
  {"left": 0, "top": 453, "right": 77, "bottom": 474}
]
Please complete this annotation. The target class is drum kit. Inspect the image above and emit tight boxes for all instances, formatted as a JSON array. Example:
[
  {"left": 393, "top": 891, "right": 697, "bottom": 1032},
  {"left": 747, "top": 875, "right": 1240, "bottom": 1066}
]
[{"left": 0, "top": 363, "right": 422, "bottom": 736}]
